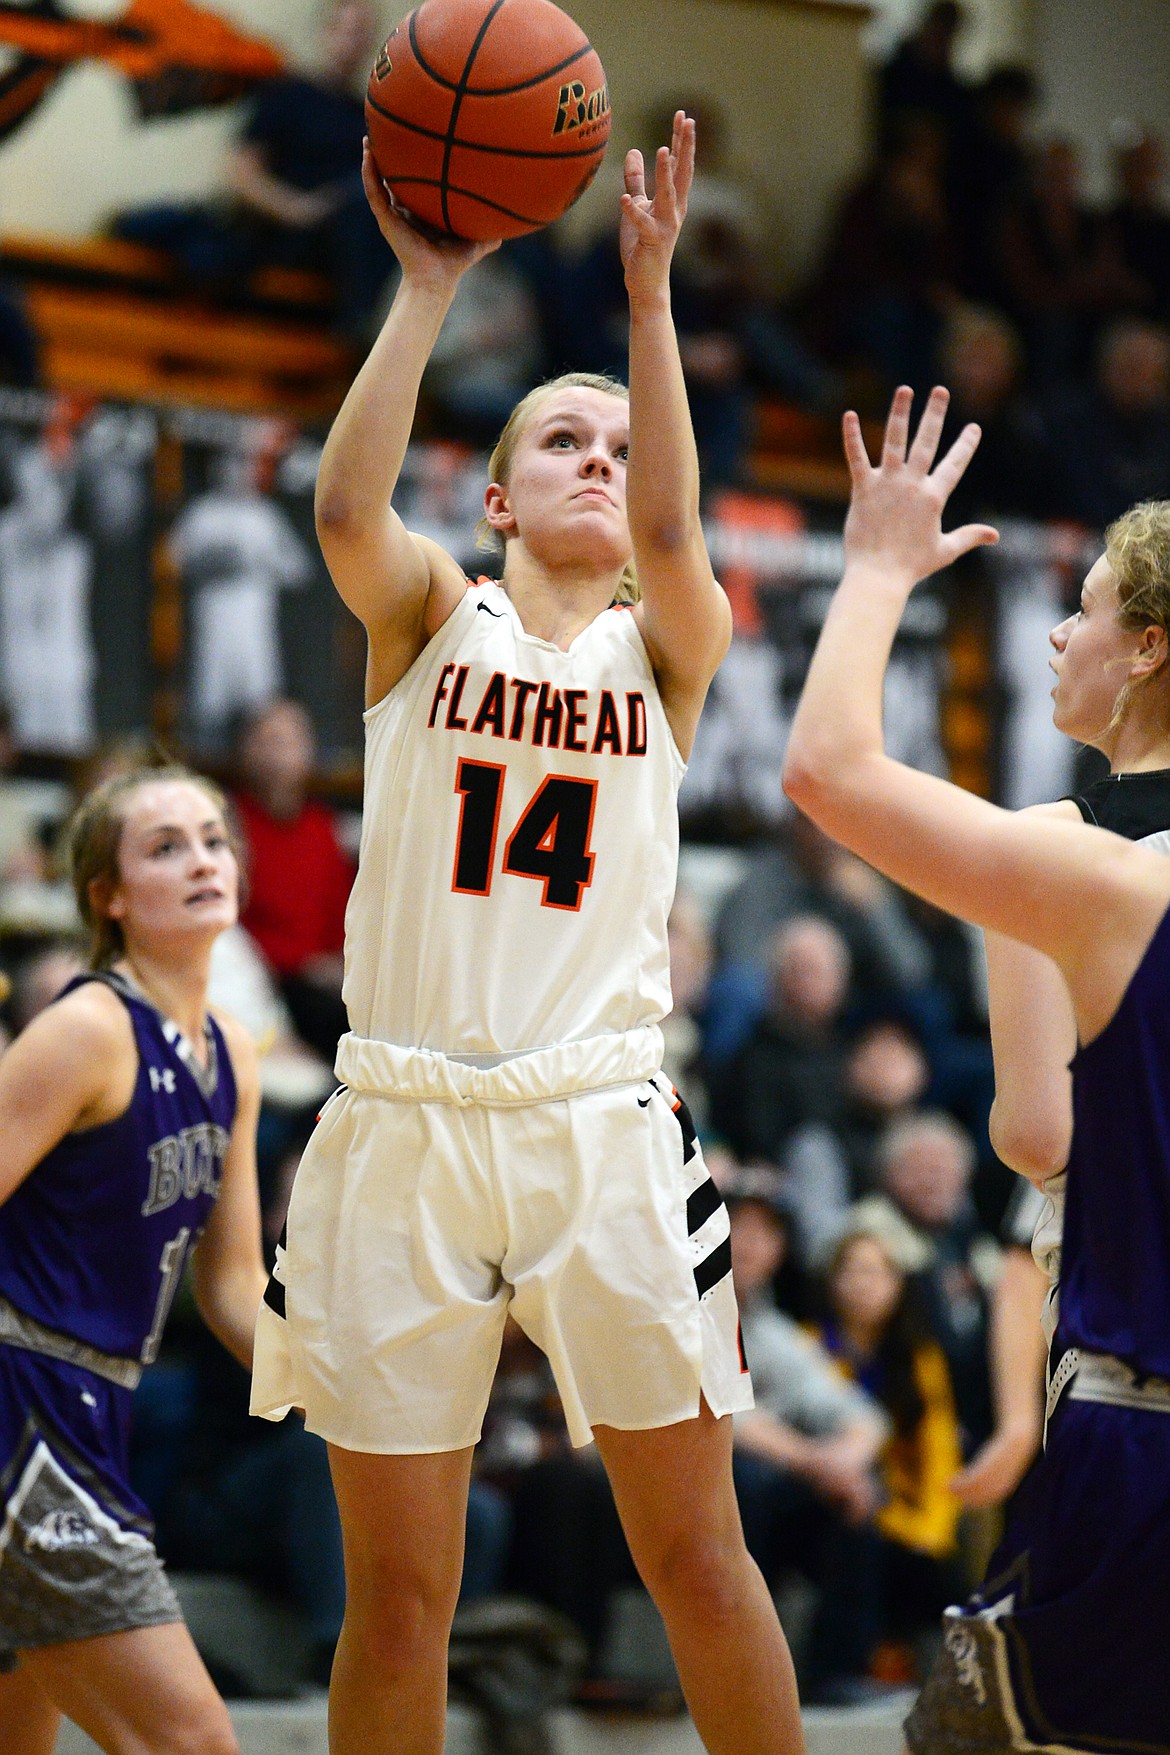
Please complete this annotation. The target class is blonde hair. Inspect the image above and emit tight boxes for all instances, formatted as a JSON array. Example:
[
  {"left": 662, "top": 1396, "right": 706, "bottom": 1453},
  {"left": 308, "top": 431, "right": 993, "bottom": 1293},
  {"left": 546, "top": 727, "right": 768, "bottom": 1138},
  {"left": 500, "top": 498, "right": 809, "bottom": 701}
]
[
  {"left": 68, "top": 763, "right": 236, "bottom": 970},
  {"left": 1102, "top": 500, "right": 1170, "bottom": 732},
  {"left": 476, "top": 372, "right": 640, "bottom": 605}
]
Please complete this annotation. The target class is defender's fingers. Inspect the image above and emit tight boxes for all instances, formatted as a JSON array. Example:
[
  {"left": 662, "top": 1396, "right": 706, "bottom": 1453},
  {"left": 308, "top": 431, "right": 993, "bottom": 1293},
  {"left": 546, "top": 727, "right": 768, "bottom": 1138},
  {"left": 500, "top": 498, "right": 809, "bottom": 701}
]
[
  {"left": 907, "top": 385, "right": 950, "bottom": 475},
  {"left": 932, "top": 421, "right": 984, "bottom": 494},
  {"left": 881, "top": 386, "right": 914, "bottom": 467},
  {"left": 673, "top": 113, "right": 696, "bottom": 194},
  {"left": 941, "top": 522, "right": 1000, "bottom": 566},
  {"left": 620, "top": 191, "right": 657, "bottom": 236},
  {"left": 842, "top": 410, "right": 873, "bottom": 482},
  {"left": 624, "top": 148, "right": 646, "bottom": 200}
]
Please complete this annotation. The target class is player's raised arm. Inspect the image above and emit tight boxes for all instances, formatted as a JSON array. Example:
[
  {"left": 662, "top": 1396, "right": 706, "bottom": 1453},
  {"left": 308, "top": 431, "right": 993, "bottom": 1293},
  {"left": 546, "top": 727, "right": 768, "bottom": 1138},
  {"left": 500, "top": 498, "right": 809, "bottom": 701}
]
[
  {"left": 782, "top": 387, "right": 1170, "bottom": 1041},
  {"left": 314, "top": 144, "right": 499, "bottom": 700},
  {"left": 625, "top": 112, "right": 732, "bottom": 758}
]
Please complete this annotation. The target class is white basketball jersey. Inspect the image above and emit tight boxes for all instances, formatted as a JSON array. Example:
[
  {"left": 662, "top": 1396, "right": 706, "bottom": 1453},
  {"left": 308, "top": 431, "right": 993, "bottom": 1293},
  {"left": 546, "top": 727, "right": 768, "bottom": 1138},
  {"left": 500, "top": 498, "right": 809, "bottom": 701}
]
[{"left": 342, "top": 582, "right": 685, "bottom": 1054}]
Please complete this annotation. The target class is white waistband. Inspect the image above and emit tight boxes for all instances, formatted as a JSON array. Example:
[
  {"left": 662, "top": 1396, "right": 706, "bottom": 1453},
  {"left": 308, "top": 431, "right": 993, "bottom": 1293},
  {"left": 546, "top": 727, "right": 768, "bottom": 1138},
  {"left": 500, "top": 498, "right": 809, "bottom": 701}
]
[
  {"left": 333, "top": 1025, "right": 665, "bottom": 1107},
  {"left": 1047, "top": 1346, "right": 1170, "bottom": 1434}
]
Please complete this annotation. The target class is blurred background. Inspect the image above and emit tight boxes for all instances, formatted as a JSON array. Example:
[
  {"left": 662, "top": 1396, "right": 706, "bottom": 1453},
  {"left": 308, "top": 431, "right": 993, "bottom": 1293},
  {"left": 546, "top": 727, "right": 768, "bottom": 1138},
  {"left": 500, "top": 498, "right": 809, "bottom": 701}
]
[{"left": 3, "top": 0, "right": 1168, "bottom": 1743}]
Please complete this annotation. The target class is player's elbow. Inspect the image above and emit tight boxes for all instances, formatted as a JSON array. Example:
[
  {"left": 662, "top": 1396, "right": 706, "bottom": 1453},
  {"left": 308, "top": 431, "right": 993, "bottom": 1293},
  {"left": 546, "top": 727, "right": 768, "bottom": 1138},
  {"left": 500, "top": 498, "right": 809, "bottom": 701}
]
[
  {"left": 782, "top": 736, "right": 833, "bottom": 820},
  {"left": 988, "top": 1097, "right": 1070, "bottom": 1183}
]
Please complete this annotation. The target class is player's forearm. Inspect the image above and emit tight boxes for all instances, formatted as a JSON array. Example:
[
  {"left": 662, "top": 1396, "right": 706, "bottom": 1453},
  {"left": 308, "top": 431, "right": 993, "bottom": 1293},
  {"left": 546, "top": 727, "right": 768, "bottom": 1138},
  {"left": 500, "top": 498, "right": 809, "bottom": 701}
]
[
  {"left": 625, "top": 294, "right": 702, "bottom": 552},
  {"left": 990, "top": 1248, "right": 1048, "bottom": 1440},
  {"left": 195, "top": 1261, "right": 267, "bottom": 1371},
  {"left": 316, "top": 276, "right": 458, "bottom": 537},
  {"left": 783, "top": 563, "right": 908, "bottom": 822}
]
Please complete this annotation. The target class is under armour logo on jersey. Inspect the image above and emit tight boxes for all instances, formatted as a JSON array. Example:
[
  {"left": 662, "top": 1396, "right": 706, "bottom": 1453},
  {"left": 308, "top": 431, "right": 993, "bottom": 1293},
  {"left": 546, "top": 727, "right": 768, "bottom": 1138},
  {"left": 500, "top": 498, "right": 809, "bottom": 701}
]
[
  {"left": 149, "top": 1066, "right": 177, "bottom": 1094},
  {"left": 25, "top": 1509, "right": 99, "bottom": 1553}
]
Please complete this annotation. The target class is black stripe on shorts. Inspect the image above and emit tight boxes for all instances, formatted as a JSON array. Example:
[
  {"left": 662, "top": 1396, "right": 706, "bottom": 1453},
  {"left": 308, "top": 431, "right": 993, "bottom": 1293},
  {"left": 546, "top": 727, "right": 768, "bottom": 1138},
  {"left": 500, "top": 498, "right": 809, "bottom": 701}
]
[
  {"left": 687, "top": 1176, "right": 724, "bottom": 1236},
  {"left": 695, "top": 1237, "right": 732, "bottom": 1299}
]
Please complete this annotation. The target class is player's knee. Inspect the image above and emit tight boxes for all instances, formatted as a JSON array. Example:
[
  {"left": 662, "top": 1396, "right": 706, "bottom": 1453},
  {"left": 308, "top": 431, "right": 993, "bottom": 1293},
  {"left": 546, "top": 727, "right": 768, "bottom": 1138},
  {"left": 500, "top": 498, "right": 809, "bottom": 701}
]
[
  {"left": 165, "top": 1698, "right": 238, "bottom": 1755},
  {"left": 344, "top": 1565, "right": 459, "bottom": 1672},
  {"left": 637, "top": 1527, "right": 749, "bottom": 1628}
]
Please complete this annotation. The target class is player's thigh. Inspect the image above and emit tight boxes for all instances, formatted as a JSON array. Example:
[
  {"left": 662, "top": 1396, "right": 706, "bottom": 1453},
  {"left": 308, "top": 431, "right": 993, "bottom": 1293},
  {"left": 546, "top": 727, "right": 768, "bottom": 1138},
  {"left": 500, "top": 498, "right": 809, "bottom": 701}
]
[
  {"left": 20, "top": 1620, "right": 235, "bottom": 1755},
  {"left": 0, "top": 1661, "right": 60, "bottom": 1755},
  {"left": 328, "top": 1443, "right": 477, "bottom": 1616},
  {"left": 595, "top": 1397, "right": 744, "bottom": 1587}
]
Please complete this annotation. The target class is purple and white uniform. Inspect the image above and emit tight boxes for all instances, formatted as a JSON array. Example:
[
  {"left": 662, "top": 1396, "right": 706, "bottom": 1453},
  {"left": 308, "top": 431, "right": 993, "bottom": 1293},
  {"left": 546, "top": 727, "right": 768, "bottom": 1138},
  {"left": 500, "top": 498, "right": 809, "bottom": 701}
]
[
  {"left": 908, "top": 897, "right": 1170, "bottom": 1754},
  {"left": 0, "top": 971, "right": 236, "bottom": 1659}
]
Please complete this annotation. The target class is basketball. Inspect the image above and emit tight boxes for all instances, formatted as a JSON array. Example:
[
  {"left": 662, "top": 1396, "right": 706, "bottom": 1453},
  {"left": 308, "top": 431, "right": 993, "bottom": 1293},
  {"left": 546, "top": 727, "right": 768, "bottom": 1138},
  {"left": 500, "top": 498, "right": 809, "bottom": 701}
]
[{"left": 365, "top": 0, "right": 610, "bottom": 241}]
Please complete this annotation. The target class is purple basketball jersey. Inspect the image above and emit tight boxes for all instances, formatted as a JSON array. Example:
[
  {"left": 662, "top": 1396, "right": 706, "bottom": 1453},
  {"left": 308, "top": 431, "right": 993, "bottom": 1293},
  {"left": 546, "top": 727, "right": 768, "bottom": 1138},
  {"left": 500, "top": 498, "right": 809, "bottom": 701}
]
[{"left": 0, "top": 972, "right": 237, "bottom": 1365}]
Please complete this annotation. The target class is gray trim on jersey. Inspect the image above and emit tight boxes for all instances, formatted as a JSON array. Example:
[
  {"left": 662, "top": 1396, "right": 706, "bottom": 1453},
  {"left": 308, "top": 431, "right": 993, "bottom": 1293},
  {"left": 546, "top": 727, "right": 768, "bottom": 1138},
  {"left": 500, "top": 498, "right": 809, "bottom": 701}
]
[
  {"left": 98, "top": 968, "right": 221, "bottom": 1103},
  {"left": 0, "top": 1431, "right": 180, "bottom": 1657},
  {"left": 0, "top": 1296, "right": 141, "bottom": 1390}
]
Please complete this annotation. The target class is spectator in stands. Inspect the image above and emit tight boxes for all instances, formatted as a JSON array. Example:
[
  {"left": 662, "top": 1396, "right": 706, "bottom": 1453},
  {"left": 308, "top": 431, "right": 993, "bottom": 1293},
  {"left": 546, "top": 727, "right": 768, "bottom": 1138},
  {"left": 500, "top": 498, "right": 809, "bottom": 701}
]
[
  {"left": 947, "top": 65, "right": 1038, "bottom": 300},
  {"left": 226, "top": 0, "right": 388, "bottom": 344},
  {"left": 933, "top": 304, "right": 1057, "bottom": 521},
  {"left": 853, "top": 1112, "right": 997, "bottom": 1454},
  {"left": 710, "top": 912, "right": 853, "bottom": 1164},
  {"left": 569, "top": 99, "right": 833, "bottom": 485},
  {"left": 1103, "top": 127, "right": 1170, "bottom": 325},
  {"left": 812, "top": 1213, "right": 966, "bottom": 1678},
  {"left": 1044, "top": 317, "right": 1170, "bottom": 529},
  {"left": 420, "top": 243, "right": 548, "bottom": 445},
  {"left": 992, "top": 137, "right": 1140, "bottom": 388},
  {"left": 783, "top": 1015, "right": 934, "bottom": 1268},
  {"left": 232, "top": 697, "right": 354, "bottom": 1064},
  {"left": 481, "top": 1319, "right": 635, "bottom": 1692},
  {"left": 875, "top": 2, "right": 971, "bottom": 159},
  {"left": 707, "top": 813, "right": 931, "bottom": 1072},
  {"left": 6, "top": 937, "right": 85, "bottom": 1034},
  {"left": 806, "top": 114, "right": 960, "bottom": 400},
  {"left": 726, "top": 1166, "right": 889, "bottom": 1704}
]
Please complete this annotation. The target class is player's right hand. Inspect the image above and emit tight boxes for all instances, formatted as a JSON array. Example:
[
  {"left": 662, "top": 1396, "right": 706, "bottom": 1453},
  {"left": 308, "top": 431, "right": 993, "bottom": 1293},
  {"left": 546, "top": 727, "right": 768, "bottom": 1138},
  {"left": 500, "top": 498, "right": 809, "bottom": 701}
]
[
  {"left": 951, "top": 1421, "right": 1039, "bottom": 1509},
  {"left": 362, "top": 141, "right": 499, "bottom": 280}
]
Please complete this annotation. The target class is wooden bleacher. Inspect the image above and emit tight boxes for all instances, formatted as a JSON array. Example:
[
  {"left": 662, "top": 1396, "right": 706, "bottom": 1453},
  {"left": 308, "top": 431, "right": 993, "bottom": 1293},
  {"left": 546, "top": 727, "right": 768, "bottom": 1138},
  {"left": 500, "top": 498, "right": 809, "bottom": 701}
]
[{"left": 1, "top": 232, "right": 355, "bottom": 418}]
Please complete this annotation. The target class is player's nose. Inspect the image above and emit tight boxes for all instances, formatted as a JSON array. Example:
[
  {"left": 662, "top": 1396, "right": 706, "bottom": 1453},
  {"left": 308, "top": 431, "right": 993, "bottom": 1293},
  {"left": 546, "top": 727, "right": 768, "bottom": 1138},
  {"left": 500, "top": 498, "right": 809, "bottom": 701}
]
[{"left": 580, "top": 447, "right": 612, "bottom": 478}]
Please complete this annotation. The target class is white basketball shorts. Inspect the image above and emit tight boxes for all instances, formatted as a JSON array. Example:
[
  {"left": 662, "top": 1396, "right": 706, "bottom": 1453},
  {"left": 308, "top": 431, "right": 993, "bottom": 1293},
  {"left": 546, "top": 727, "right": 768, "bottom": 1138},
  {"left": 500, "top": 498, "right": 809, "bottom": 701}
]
[{"left": 251, "top": 1026, "right": 753, "bottom": 1453}]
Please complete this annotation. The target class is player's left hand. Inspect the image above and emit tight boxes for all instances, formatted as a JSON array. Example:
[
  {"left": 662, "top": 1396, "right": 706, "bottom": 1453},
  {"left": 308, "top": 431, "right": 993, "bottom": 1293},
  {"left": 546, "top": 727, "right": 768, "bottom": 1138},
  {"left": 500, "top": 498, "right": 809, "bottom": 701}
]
[
  {"left": 842, "top": 385, "right": 999, "bottom": 590},
  {"left": 620, "top": 109, "right": 694, "bottom": 299}
]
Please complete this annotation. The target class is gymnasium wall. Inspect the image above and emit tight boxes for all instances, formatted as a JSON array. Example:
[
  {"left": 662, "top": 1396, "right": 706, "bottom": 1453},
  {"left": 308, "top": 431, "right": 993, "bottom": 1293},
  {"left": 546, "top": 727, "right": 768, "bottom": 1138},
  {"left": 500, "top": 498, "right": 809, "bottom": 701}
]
[
  {"left": 0, "top": 0, "right": 1026, "bottom": 293},
  {"left": 1033, "top": 0, "right": 1170, "bottom": 198}
]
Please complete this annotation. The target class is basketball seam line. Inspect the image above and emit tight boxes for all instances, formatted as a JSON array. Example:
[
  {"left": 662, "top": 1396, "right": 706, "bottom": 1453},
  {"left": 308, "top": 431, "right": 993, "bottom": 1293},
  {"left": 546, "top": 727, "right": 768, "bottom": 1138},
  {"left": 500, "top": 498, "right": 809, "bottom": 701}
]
[
  {"left": 426, "top": 0, "right": 509, "bottom": 232},
  {"left": 366, "top": 92, "right": 606, "bottom": 160},
  {"left": 386, "top": 39, "right": 592, "bottom": 100},
  {"left": 379, "top": 174, "right": 557, "bottom": 226}
]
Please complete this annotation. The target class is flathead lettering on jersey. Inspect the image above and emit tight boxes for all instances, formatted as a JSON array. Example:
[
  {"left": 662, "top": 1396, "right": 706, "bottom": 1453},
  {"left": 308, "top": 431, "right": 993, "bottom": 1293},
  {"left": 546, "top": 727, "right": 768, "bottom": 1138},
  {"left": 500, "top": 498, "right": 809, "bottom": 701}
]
[
  {"left": 428, "top": 665, "right": 647, "bottom": 757},
  {"left": 141, "top": 1123, "right": 229, "bottom": 1218}
]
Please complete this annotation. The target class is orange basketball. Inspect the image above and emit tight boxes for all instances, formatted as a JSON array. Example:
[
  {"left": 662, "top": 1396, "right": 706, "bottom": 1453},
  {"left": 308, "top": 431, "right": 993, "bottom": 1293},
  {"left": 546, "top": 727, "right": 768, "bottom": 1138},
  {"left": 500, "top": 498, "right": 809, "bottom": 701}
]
[{"left": 365, "top": 0, "right": 610, "bottom": 241}]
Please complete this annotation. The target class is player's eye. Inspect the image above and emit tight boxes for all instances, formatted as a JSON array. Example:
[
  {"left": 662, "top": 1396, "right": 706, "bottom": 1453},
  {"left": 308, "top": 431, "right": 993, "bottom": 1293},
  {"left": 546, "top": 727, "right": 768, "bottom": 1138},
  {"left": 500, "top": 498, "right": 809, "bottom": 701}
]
[
  {"left": 547, "top": 430, "right": 577, "bottom": 448},
  {"left": 614, "top": 445, "right": 629, "bottom": 462}
]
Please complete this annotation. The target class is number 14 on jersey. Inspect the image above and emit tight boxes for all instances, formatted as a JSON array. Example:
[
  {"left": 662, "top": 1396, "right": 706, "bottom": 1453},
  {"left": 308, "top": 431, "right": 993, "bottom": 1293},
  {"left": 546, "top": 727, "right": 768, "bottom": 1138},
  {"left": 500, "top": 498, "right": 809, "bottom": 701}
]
[{"left": 452, "top": 758, "right": 597, "bottom": 912}]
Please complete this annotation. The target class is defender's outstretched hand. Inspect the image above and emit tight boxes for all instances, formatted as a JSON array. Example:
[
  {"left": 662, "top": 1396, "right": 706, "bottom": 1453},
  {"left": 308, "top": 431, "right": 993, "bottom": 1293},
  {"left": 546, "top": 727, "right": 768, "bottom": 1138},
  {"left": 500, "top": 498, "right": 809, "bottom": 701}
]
[
  {"left": 843, "top": 386, "right": 999, "bottom": 588},
  {"left": 620, "top": 109, "right": 695, "bottom": 300}
]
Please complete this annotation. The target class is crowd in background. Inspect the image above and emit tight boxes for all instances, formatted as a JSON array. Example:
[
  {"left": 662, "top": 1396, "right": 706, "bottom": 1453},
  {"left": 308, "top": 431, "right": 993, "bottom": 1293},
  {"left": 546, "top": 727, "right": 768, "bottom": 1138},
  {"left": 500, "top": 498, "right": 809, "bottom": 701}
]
[{"left": 0, "top": 0, "right": 1162, "bottom": 1714}]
